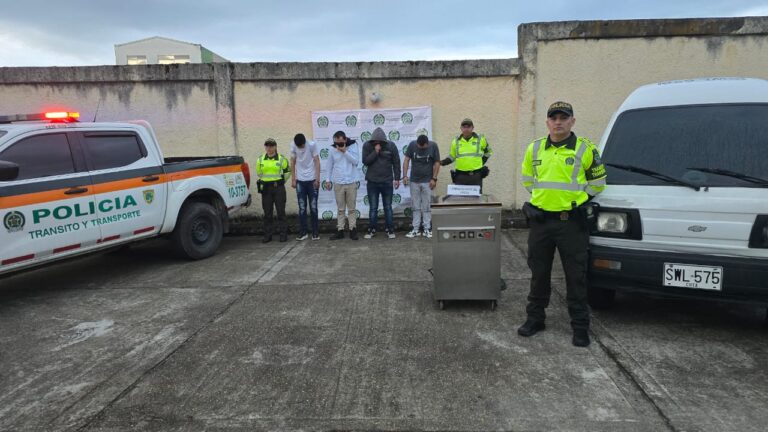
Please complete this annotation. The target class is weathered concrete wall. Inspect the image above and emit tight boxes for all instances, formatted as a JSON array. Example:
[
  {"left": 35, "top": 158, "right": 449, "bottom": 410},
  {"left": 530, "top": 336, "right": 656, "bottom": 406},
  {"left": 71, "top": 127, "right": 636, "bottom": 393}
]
[
  {"left": 3, "top": 17, "right": 768, "bottom": 215},
  {"left": 235, "top": 76, "right": 519, "bottom": 213}
]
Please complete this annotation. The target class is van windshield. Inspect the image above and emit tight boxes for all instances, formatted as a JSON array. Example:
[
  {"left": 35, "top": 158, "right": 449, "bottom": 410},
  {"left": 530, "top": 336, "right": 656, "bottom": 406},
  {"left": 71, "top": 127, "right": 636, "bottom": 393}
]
[{"left": 603, "top": 104, "right": 768, "bottom": 187}]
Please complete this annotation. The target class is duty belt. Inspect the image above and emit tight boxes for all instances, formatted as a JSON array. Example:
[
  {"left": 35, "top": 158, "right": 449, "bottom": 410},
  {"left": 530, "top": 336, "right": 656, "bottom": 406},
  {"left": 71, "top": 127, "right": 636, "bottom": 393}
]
[{"left": 542, "top": 209, "right": 578, "bottom": 221}]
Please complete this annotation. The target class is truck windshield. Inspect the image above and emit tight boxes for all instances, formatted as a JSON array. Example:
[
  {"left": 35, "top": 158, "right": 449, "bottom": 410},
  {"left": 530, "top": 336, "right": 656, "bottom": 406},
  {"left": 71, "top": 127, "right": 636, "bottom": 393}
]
[{"left": 602, "top": 104, "right": 768, "bottom": 188}]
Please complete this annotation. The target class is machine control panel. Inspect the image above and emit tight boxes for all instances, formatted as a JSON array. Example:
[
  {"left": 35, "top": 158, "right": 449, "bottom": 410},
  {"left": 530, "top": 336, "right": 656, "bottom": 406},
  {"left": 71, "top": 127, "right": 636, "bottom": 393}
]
[{"left": 438, "top": 228, "right": 495, "bottom": 242}]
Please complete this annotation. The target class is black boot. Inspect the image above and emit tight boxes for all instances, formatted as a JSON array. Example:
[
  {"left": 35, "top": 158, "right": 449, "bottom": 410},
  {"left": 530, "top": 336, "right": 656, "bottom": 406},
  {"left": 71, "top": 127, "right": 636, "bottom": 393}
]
[
  {"left": 330, "top": 230, "right": 345, "bottom": 240},
  {"left": 262, "top": 234, "right": 272, "bottom": 243},
  {"left": 572, "top": 329, "right": 590, "bottom": 347},
  {"left": 349, "top": 230, "right": 358, "bottom": 240},
  {"left": 279, "top": 232, "right": 288, "bottom": 242},
  {"left": 517, "top": 320, "right": 546, "bottom": 337}
]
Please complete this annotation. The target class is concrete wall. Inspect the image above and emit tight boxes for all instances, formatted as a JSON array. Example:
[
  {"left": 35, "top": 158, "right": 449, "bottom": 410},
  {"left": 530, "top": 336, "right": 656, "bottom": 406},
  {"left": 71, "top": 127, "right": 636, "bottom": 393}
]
[{"left": 4, "top": 16, "right": 768, "bottom": 215}]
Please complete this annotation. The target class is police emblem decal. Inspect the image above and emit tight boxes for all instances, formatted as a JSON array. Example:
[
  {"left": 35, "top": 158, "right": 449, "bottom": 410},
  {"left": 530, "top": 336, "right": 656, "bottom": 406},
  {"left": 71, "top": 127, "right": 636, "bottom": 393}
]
[
  {"left": 4, "top": 211, "right": 25, "bottom": 233},
  {"left": 565, "top": 157, "right": 575, "bottom": 165},
  {"left": 143, "top": 190, "right": 155, "bottom": 205}
]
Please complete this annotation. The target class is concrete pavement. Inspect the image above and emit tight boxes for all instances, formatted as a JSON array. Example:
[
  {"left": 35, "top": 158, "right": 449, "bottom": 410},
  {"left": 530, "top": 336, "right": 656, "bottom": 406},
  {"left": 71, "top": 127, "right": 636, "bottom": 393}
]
[{"left": 0, "top": 230, "right": 766, "bottom": 431}]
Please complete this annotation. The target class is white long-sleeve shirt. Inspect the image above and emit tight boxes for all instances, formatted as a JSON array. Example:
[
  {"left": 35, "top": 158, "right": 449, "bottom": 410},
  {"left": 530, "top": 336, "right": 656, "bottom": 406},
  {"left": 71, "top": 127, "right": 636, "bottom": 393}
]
[{"left": 326, "top": 142, "right": 359, "bottom": 185}]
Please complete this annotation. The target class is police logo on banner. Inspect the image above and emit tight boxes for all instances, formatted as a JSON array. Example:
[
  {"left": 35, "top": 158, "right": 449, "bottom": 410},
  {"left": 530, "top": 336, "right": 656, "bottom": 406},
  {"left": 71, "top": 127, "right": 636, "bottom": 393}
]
[
  {"left": 401, "top": 112, "right": 413, "bottom": 124},
  {"left": 373, "top": 114, "right": 385, "bottom": 125},
  {"left": 143, "top": 189, "right": 155, "bottom": 205},
  {"left": 345, "top": 115, "right": 357, "bottom": 127},
  {"left": 4, "top": 211, "right": 25, "bottom": 233},
  {"left": 317, "top": 116, "right": 329, "bottom": 128}
]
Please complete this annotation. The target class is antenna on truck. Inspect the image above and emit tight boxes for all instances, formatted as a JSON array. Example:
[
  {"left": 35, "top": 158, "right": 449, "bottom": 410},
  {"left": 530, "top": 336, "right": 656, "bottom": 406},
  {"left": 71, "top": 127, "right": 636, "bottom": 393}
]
[{"left": 92, "top": 98, "right": 101, "bottom": 122}]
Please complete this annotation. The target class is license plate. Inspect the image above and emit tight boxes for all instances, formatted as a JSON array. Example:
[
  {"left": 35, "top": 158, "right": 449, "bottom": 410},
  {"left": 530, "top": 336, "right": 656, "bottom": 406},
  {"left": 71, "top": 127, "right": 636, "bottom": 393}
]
[{"left": 663, "top": 263, "right": 723, "bottom": 291}]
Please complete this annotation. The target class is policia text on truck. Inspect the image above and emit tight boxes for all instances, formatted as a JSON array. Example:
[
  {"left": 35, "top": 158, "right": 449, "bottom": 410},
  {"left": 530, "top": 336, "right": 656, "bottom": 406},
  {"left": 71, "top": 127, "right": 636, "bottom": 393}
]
[{"left": 0, "top": 111, "right": 251, "bottom": 276}]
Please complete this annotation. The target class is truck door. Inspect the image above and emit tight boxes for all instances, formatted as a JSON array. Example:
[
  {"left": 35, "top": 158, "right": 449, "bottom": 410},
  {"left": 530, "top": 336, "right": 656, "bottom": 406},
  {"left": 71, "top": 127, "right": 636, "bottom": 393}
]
[
  {"left": 77, "top": 131, "right": 167, "bottom": 242},
  {"left": 0, "top": 131, "right": 101, "bottom": 270}
]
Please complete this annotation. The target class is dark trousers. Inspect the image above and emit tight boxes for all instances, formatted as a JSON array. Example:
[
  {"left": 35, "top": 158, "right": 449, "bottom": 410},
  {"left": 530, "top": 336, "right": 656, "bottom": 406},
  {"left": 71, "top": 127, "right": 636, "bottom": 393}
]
[
  {"left": 453, "top": 170, "right": 483, "bottom": 192},
  {"left": 296, "top": 180, "right": 319, "bottom": 236},
  {"left": 367, "top": 181, "right": 394, "bottom": 231},
  {"left": 526, "top": 215, "right": 590, "bottom": 330},
  {"left": 261, "top": 182, "right": 287, "bottom": 235}
]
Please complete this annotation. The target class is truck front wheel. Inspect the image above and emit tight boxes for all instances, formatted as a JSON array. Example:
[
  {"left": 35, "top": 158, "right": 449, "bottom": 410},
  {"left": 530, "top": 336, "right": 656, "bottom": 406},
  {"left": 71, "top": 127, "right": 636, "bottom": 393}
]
[{"left": 172, "top": 202, "right": 223, "bottom": 260}]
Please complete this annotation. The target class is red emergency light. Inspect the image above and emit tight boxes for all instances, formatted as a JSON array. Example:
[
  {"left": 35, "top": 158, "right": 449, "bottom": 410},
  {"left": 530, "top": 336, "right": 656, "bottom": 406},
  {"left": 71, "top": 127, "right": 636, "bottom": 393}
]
[
  {"left": 44, "top": 111, "right": 80, "bottom": 120},
  {"left": 0, "top": 111, "right": 81, "bottom": 124}
]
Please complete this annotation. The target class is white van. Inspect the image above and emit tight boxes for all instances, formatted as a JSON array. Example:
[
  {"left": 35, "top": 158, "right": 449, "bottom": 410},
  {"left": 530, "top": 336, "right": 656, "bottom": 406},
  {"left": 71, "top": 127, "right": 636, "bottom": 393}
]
[{"left": 588, "top": 77, "right": 768, "bottom": 309}]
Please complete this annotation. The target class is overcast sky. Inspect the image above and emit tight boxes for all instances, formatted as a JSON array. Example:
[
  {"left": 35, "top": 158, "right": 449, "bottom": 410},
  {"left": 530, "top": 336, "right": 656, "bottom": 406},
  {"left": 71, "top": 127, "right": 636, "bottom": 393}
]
[{"left": 2, "top": 0, "right": 768, "bottom": 66}]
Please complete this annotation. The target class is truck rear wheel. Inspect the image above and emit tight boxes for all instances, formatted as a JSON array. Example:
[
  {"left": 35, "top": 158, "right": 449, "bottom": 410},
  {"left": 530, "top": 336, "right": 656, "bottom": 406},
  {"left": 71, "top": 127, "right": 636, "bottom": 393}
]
[{"left": 172, "top": 202, "right": 223, "bottom": 260}]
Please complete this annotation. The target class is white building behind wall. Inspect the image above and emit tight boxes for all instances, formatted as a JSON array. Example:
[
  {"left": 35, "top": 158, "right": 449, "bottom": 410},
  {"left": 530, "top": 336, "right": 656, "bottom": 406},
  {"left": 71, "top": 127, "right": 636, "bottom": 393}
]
[{"left": 114, "top": 36, "right": 228, "bottom": 65}]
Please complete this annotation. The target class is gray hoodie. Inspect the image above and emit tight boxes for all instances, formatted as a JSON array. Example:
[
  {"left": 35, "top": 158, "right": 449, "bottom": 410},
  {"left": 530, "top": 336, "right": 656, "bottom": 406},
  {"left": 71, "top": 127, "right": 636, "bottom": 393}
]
[{"left": 362, "top": 127, "right": 401, "bottom": 183}]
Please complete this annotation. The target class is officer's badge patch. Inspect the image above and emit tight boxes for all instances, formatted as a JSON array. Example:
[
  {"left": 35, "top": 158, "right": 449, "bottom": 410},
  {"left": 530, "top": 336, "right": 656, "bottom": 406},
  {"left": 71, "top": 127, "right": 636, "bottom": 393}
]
[
  {"left": 565, "top": 157, "right": 575, "bottom": 165},
  {"left": 592, "top": 149, "right": 602, "bottom": 165},
  {"left": 143, "top": 189, "right": 155, "bottom": 205}
]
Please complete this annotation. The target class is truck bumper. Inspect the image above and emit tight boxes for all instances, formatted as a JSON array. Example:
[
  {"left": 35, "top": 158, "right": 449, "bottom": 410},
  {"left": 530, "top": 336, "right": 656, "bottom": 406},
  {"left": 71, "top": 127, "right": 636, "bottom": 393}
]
[{"left": 589, "top": 245, "right": 768, "bottom": 304}]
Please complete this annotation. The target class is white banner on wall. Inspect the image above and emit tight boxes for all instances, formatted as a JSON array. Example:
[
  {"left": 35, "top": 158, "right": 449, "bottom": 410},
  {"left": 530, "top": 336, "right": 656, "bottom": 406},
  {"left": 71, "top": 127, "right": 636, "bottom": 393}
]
[{"left": 312, "top": 106, "right": 433, "bottom": 221}]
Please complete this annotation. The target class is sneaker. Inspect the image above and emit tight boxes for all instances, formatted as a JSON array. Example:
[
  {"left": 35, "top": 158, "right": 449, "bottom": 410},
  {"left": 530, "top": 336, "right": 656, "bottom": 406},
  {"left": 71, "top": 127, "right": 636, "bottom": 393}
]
[
  {"left": 572, "top": 329, "right": 591, "bottom": 347},
  {"left": 424, "top": 229, "right": 432, "bottom": 239},
  {"left": 405, "top": 229, "right": 420, "bottom": 238},
  {"left": 312, "top": 234, "right": 320, "bottom": 241},
  {"left": 517, "top": 320, "right": 546, "bottom": 337},
  {"left": 296, "top": 232, "right": 308, "bottom": 241},
  {"left": 364, "top": 229, "right": 376, "bottom": 239},
  {"left": 349, "top": 230, "right": 359, "bottom": 240},
  {"left": 330, "top": 230, "right": 344, "bottom": 240},
  {"left": 387, "top": 230, "right": 396, "bottom": 239}
]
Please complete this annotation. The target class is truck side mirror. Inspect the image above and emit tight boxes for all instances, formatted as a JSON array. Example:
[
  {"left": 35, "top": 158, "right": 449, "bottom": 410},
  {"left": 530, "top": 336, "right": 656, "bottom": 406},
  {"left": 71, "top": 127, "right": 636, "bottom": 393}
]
[{"left": 0, "top": 161, "right": 19, "bottom": 181}]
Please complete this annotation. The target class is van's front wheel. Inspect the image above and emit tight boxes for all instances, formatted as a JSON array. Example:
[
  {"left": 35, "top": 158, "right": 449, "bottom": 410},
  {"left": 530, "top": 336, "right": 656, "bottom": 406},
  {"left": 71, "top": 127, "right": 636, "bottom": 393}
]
[
  {"left": 587, "top": 283, "right": 616, "bottom": 310},
  {"left": 172, "top": 202, "right": 223, "bottom": 260}
]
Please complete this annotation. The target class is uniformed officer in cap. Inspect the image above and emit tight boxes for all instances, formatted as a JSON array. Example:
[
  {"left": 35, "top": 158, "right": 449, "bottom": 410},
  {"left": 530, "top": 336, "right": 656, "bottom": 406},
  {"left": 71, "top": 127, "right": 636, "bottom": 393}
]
[
  {"left": 256, "top": 138, "right": 291, "bottom": 243},
  {"left": 440, "top": 118, "right": 492, "bottom": 188},
  {"left": 518, "top": 101, "right": 607, "bottom": 347}
]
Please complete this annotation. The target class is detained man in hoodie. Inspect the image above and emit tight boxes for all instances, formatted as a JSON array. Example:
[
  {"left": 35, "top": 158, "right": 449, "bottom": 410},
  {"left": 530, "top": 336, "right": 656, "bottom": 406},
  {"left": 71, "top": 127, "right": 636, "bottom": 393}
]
[{"left": 362, "top": 127, "right": 401, "bottom": 239}]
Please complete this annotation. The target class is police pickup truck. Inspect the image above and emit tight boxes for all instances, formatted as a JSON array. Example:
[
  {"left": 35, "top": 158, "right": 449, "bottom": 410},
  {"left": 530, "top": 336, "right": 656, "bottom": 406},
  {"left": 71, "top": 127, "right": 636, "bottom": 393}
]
[{"left": 0, "top": 111, "right": 251, "bottom": 276}]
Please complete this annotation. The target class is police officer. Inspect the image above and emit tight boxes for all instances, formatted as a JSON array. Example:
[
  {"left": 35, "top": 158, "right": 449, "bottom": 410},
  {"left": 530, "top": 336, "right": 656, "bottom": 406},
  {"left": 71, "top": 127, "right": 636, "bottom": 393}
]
[
  {"left": 518, "top": 102, "right": 607, "bottom": 347},
  {"left": 256, "top": 138, "right": 291, "bottom": 243},
  {"left": 440, "top": 118, "right": 492, "bottom": 187}
]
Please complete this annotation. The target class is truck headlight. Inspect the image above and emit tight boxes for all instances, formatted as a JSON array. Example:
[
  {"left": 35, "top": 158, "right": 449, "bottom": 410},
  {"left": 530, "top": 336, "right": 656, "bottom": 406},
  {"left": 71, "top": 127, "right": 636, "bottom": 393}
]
[
  {"left": 591, "top": 207, "right": 642, "bottom": 240},
  {"left": 597, "top": 212, "right": 628, "bottom": 233}
]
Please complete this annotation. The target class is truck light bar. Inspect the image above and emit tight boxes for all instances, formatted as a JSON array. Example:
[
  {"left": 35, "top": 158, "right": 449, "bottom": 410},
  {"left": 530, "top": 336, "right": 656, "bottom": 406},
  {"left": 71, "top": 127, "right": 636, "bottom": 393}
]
[{"left": 0, "top": 111, "right": 80, "bottom": 124}]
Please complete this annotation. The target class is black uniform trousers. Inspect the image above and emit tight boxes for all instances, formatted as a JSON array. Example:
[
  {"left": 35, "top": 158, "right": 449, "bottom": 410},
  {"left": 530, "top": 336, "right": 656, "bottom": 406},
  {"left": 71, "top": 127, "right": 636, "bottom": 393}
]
[
  {"left": 453, "top": 170, "right": 484, "bottom": 193},
  {"left": 526, "top": 212, "right": 590, "bottom": 330},
  {"left": 261, "top": 181, "right": 287, "bottom": 235}
]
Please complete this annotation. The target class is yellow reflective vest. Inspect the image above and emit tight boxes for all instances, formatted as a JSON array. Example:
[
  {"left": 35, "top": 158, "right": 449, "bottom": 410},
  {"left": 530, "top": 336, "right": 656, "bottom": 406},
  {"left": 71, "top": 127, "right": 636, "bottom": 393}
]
[
  {"left": 521, "top": 135, "right": 606, "bottom": 211},
  {"left": 256, "top": 153, "right": 290, "bottom": 183},
  {"left": 449, "top": 133, "right": 492, "bottom": 172}
]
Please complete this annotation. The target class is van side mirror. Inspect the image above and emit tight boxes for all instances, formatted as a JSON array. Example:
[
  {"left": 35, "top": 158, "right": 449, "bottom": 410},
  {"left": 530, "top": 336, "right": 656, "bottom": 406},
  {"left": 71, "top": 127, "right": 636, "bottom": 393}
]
[{"left": 0, "top": 161, "right": 19, "bottom": 181}]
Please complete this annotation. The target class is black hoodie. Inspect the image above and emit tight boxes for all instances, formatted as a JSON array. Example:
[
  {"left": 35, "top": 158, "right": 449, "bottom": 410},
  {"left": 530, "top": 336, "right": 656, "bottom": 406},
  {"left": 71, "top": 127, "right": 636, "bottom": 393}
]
[{"left": 362, "top": 127, "right": 401, "bottom": 183}]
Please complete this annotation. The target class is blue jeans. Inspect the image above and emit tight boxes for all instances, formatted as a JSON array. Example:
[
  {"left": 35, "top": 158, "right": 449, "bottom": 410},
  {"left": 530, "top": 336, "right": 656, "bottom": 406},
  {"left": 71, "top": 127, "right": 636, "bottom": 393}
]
[
  {"left": 296, "top": 180, "right": 318, "bottom": 236},
  {"left": 367, "top": 181, "right": 393, "bottom": 231}
]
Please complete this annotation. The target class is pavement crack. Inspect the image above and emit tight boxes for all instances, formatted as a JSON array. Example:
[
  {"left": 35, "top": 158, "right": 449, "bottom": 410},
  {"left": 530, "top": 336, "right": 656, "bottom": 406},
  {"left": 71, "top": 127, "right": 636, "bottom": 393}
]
[
  {"left": 550, "top": 287, "right": 678, "bottom": 431},
  {"left": 592, "top": 329, "right": 679, "bottom": 432},
  {"left": 73, "top": 244, "right": 303, "bottom": 431},
  {"left": 328, "top": 295, "right": 357, "bottom": 415}
]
